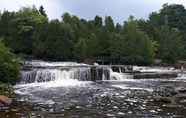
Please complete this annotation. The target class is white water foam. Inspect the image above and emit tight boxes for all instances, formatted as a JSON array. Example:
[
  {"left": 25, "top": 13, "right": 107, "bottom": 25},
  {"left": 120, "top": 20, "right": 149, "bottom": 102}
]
[
  {"left": 109, "top": 68, "right": 133, "bottom": 80},
  {"left": 112, "top": 85, "right": 153, "bottom": 92},
  {"left": 25, "top": 60, "right": 88, "bottom": 67},
  {"left": 133, "top": 66, "right": 178, "bottom": 73},
  {"left": 15, "top": 61, "right": 94, "bottom": 95}
]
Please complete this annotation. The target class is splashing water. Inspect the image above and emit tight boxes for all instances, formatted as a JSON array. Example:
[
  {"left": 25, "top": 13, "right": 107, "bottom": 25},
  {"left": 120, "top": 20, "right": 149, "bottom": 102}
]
[{"left": 110, "top": 68, "right": 133, "bottom": 80}]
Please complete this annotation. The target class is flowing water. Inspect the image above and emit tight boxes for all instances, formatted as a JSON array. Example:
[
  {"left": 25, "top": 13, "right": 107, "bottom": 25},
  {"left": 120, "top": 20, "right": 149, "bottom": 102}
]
[{"left": 1, "top": 61, "right": 186, "bottom": 118}]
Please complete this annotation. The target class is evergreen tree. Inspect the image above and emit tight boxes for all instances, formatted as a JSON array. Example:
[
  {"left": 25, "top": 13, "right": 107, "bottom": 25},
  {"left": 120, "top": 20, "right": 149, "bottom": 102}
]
[{"left": 39, "top": 5, "right": 47, "bottom": 17}]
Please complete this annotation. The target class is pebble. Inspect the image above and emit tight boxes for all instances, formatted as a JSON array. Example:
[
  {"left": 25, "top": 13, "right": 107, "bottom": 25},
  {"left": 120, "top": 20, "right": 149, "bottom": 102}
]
[
  {"left": 11, "top": 108, "right": 18, "bottom": 112},
  {"left": 113, "top": 106, "right": 118, "bottom": 109},
  {"left": 150, "top": 110, "right": 157, "bottom": 113},
  {"left": 106, "top": 113, "right": 115, "bottom": 117},
  {"left": 117, "top": 112, "right": 125, "bottom": 115},
  {"left": 76, "top": 106, "right": 81, "bottom": 109},
  {"left": 128, "top": 111, "right": 132, "bottom": 114}
]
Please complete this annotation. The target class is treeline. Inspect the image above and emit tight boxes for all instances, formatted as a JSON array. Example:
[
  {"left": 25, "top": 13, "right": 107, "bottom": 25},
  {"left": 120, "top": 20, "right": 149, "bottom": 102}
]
[{"left": 0, "top": 4, "right": 186, "bottom": 65}]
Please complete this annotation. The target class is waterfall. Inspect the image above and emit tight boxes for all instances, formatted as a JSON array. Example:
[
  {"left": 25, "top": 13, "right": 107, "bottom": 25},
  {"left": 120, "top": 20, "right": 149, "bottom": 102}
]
[
  {"left": 20, "top": 68, "right": 92, "bottom": 84},
  {"left": 20, "top": 61, "right": 113, "bottom": 85},
  {"left": 20, "top": 61, "right": 134, "bottom": 87}
]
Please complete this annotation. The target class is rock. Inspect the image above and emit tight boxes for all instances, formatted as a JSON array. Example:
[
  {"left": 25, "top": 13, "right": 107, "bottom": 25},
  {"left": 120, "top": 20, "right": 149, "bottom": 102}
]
[
  {"left": 163, "top": 104, "right": 183, "bottom": 108},
  {"left": 177, "top": 88, "right": 186, "bottom": 93},
  {"left": 153, "top": 86, "right": 178, "bottom": 97},
  {"left": 106, "top": 113, "right": 115, "bottom": 117},
  {"left": 175, "top": 94, "right": 186, "bottom": 99},
  {"left": 179, "top": 99, "right": 186, "bottom": 104},
  {"left": 154, "top": 96, "right": 172, "bottom": 104},
  {"left": 0, "top": 95, "right": 12, "bottom": 105},
  {"left": 134, "top": 73, "right": 178, "bottom": 79},
  {"left": 117, "top": 112, "right": 125, "bottom": 115},
  {"left": 113, "top": 106, "right": 118, "bottom": 109}
]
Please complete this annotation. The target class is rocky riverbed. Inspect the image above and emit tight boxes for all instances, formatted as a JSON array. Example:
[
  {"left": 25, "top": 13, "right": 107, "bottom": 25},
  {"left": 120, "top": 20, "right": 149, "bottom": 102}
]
[{"left": 0, "top": 78, "right": 186, "bottom": 118}]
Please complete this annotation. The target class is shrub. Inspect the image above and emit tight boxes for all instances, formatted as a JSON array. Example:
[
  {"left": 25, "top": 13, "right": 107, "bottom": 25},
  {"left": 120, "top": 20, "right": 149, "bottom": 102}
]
[{"left": 0, "top": 41, "right": 20, "bottom": 84}]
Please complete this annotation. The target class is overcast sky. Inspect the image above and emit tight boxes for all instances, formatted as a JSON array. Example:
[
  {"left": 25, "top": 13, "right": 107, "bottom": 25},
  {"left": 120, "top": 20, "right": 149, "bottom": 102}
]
[{"left": 0, "top": 0, "right": 186, "bottom": 23}]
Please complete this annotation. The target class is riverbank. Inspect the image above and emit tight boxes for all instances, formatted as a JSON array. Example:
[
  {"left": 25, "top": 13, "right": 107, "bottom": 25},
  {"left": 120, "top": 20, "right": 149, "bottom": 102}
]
[
  {"left": 0, "top": 83, "right": 15, "bottom": 108},
  {"left": 0, "top": 83, "right": 14, "bottom": 97}
]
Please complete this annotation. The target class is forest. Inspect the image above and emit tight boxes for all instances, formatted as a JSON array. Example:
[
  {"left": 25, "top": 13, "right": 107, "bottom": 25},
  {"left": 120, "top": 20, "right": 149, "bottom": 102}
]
[{"left": 0, "top": 3, "right": 186, "bottom": 78}]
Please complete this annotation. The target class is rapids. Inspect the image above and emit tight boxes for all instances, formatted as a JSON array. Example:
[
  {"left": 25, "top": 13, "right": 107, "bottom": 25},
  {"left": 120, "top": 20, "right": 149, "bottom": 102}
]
[{"left": 1, "top": 60, "right": 186, "bottom": 118}]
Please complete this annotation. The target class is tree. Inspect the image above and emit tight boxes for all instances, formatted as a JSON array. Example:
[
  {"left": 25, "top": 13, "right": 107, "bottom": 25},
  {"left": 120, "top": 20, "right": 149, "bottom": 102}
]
[
  {"left": 121, "top": 17, "right": 156, "bottom": 64},
  {"left": 115, "top": 23, "right": 122, "bottom": 33},
  {"left": 149, "top": 4, "right": 186, "bottom": 31},
  {"left": 94, "top": 15, "right": 102, "bottom": 27},
  {"left": 2, "top": 7, "right": 48, "bottom": 54},
  {"left": 1, "top": 5, "right": 186, "bottom": 65},
  {"left": 74, "top": 37, "right": 88, "bottom": 59},
  {"left": 39, "top": 5, "right": 47, "bottom": 17},
  {"left": 62, "top": 13, "right": 72, "bottom": 23},
  {"left": 105, "top": 16, "right": 115, "bottom": 32},
  {"left": 33, "top": 20, "right": 74, "bottom": 60},
  {"left": 157, "top": 26, "right": 184, "bottom": 63}
]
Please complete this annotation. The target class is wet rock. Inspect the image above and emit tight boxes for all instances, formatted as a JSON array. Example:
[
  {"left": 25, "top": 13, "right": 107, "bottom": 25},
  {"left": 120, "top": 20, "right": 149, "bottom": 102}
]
[
  {"left": 149, "top": 110, "right": 157, "bottom": 113},
  {"left": 134, "top": 72, "right": 178, "bottom": 79},
  {"left": 127, "top": 111, "right": 132, "bottom": 114},
  {"left": 0, "top": 95, "right": 12, "bottom": 106},
  {"left": 113, "top": 106, "right": 118, "bottom": 109},
  {"left": 163, "top": 104, "right": 183, "bottom": 108},
  {"left": 179, "top": 99, "right": 186, "bottom": 104},
  {"left": 153, "top": 86, "right": 178, "bottom": 97},
  {"left": 75, "top": 106, "right": 81, "bottom": 109},
  {"left": 153, "top": 96, "right": 172, "bottom": 104},
  {"left": 177, "top": 88, "right": 186, "bottom": 93},
  {"left": 117, "top": 112, "right": 125, "bottom": 115},
  {"left": 106, "top": 113, "right": 115, "bottom": 117},
  {"left": 175, "top": 94, "right": 186, "bottom": 99}
]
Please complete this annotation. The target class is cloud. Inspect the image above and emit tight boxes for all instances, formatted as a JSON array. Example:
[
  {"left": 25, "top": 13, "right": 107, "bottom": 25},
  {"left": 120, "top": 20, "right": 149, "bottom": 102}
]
[{"left": 0, "top": 0, "right": 64, "bottom": 20}]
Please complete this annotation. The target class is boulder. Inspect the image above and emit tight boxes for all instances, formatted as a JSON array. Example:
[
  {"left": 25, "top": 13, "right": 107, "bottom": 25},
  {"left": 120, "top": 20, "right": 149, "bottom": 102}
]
[
  {"left": 0, "top": 95, "right": 12, "bottom": 105},
  {"left": 177, "top": 88, "right": 186, "bottom": 93}
]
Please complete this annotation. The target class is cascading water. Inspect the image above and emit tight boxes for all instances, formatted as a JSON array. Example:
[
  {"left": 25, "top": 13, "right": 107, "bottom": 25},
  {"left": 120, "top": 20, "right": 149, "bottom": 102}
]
[
  {"left": 16, "top": 61, "right": 136, "bottom": 94},
  {"left": 15, "top": 61, "right": 95, "bottom": 91},
  {"left": 110, "top": 67, "right": 133, "bottom": 80},
  {"left": 18, "top": 61, "right": 125, "bottom": 88},
  {"left": 20, "top": 68, "right": 92, "bottom": 84}
]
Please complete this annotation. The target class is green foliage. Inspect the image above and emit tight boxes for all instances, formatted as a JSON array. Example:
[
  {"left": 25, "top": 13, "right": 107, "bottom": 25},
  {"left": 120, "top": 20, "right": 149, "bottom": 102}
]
[
  {"left": 94, "top": 16, "right": 103, "bottom": 27},
  {"left": 105, "top": 16, "right": 115, "bottom": 32},
  {"left": 157, "top": 26, "right": 184, "bottom": 63},
  {"left": 149, "top": 4, "right": 186, "bottom": 31},
  {"left": 33, "top": 20, "right": 74, "bottom": 60},
  {"left": 140, "top": 4, "right": 186, "bottom": 63},
  {"left": 121, "top": 18, "right": 155, "bottom": 64},
  {"left": 0, "top": 41, "right": 20, "bottom": 84},
  {"left": 0, "top": 4, "right": 186, "bottom": 65},
  {"left": 39, "top": 5, "right": 47, "bottom": 17},
  {"left": 1, "top": 6, "right": 48, "bottom": 54}
]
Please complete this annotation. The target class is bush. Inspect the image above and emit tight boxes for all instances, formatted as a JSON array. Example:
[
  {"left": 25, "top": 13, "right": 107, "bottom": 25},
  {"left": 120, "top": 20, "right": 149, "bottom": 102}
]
[{"left": 0, "top": 41, "right": 20, "bottom": 84}]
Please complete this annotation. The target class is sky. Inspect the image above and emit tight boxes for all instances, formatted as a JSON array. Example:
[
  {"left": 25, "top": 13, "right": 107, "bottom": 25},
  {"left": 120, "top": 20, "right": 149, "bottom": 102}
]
[{"left": 0, "top": 0, "right": 186, "bottom": 23}]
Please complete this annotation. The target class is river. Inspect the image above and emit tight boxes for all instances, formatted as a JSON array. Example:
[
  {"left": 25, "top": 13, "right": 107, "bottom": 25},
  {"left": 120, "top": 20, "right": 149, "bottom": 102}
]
[{"left": 1, "top": 61, "right": 186, "bottom": 118}]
